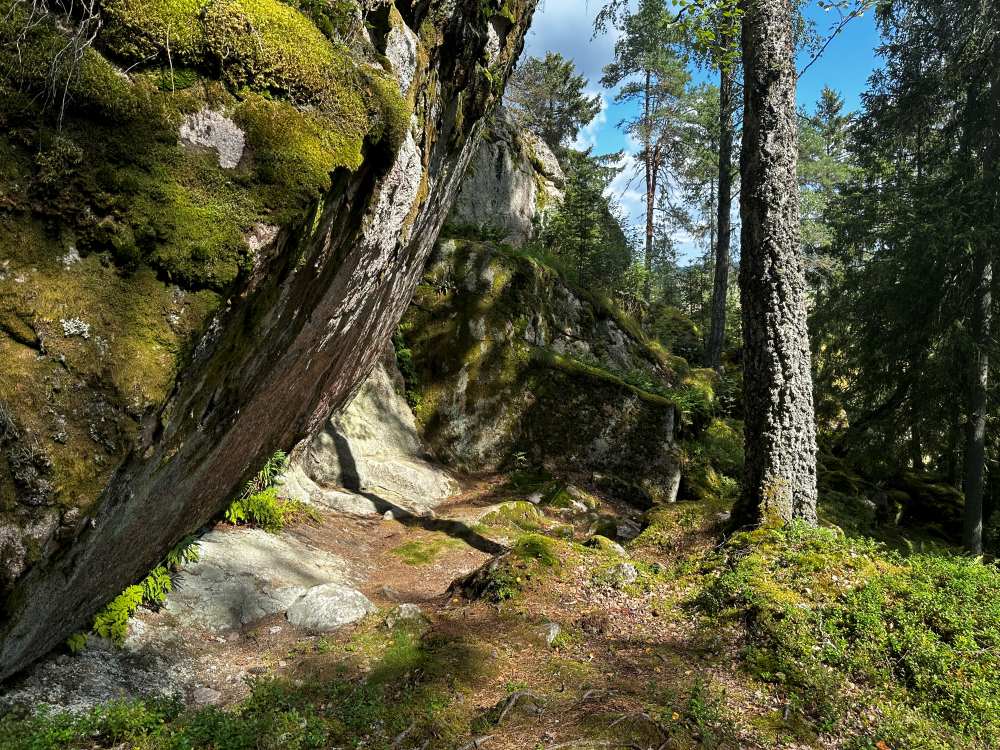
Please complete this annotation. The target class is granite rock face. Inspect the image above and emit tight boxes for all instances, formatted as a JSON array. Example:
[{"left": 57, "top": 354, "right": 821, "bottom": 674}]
[
  {"left": 448, "top": 109, "right": 565, "bottom": 246},
  {"left": 163, "top": 528, "right": 356, "bottom": 632},
  {"left": 282, "top": 348, "right": 457, "bottom": 515},
  {"left": 400, "top": 240, "right": 683, "bottom": 505},
  {"left": 0, "top": 0, "right": 538, "bottom": 679}
]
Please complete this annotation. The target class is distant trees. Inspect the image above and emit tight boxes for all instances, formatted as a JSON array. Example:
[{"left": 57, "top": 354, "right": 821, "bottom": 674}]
[
  {"left": 813, "top": 0, "right": 999, "bottom": 552},
  {"left": 798, "top": 86, "right": 853, "bottom": 286},
  {"left": 506, "top": 52, "right": 602, "bottom": 152},
  {"left": 538, "top": 149, "right": 635, "bottom": 293},
  {"left": 601, "top": 0, "right": 691, "bottom": 301}
]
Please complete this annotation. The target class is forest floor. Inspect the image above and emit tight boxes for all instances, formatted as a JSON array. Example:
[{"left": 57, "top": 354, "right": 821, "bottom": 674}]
[
  {"left": 0, "top": 474, "right": 824, "bottom": 749},
  {"left": 2, "top": 471, "right": 996, "bottom": 749}
]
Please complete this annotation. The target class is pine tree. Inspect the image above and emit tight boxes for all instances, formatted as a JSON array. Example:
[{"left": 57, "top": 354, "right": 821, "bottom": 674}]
[
  {"left": 732, "top": 0, "right": 819, "bottom": 527},
  {"left": 600, "top": 0, "right": 691, "bottom": 301},
  {"left": 506, "top": 52, "right": 602, "bottom": 152}
]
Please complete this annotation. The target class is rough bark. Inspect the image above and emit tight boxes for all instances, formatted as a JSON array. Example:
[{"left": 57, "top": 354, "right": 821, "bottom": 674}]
[
  {"left": 644, "top": 71, "right": 656, "bottom": 301},
  {"left": 963, "top": 246, "right": 992, "bottom": 554},
  {"left": 0, "top": 0, "right": 537, "bottom": 679},
  {"left": 731, "top": 0, "right": 818, "bottom": 528},
  {"left": 706, "top": 64, "right": 735, "bottom": 371}
]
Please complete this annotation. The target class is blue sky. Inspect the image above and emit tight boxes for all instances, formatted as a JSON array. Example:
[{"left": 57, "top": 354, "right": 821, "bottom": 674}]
[{"left": 521, "top": 0, "right": 883, "bottom": 251}]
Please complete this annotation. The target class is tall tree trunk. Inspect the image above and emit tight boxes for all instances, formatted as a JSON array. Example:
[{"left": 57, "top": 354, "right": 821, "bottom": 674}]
[
  {"left": 945, "top": 408, "right": 961, "bottom": 487},
  {"left": 909, "top": 398, "right": 923, "bottom": 471},
  {"left": 706, "top": 64, "right": 735, "bottom": 371},
  {"left": 643, "top": 70, "right": 655, "bottom": 302},
  {"left": 731, "top": 0, "right": 818, "bottom": 528},
  {"left": 963, "top": 245, "right": 992, "bottom": 554}
]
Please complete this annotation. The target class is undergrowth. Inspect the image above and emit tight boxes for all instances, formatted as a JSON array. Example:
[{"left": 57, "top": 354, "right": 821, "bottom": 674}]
[
  {"left": 2, "top": 622, "right": 489, "bottom": 750},
  {"left": 697, "top": 521, "right": 1000, "bottom": 749},
  {"left": 81, "top": 536, "right": 201, "bottom": 647},
  {"left": 225, "top": 451, "right": 314, "bottom": 532}
]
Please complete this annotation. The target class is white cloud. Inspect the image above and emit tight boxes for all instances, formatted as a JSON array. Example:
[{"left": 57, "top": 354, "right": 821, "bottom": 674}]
[
  {"left": 522, "top": 0, "right": 622, "bottom": 86},
  {"left": 572, "top": 90, "right": 608, "bottom": 151}
]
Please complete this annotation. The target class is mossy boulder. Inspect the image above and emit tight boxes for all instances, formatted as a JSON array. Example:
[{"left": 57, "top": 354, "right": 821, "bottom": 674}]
[
  {"left": 399, "top": 240, "right": 684, "bottom": 505},
  {"left": 0, "top": 0, "right": 537, "bottom": 678}
]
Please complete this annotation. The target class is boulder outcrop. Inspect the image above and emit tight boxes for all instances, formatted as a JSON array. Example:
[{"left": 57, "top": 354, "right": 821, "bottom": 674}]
[
  {"left": 447, "top": 109, "right": 564, "bottom": 246},
  {"left": 400, "top": 239, "right": 685, "bottom": 505},
  {"left": 0, "top": 0, "right": 537, "bottom": 679}
]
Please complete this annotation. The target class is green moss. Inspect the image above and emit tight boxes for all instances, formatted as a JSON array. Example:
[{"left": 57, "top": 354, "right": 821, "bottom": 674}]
[
  {"left": 513, "top": 533, "right": 560, "bottom": 568},
  {"left": 534, "top": 349, "right": 676, "bottom": 410},
  {"left": 480, "top": 500, "right": 544, "bottom": 532},
  {"left": 391, "top": 536, "right": 463, "bottom": 566},
  {"left": 697, "top": 522, "right": 1000, "bottom": 747},
  {"left": 235, "top": 94, "right": 363, "bottom": 214}
]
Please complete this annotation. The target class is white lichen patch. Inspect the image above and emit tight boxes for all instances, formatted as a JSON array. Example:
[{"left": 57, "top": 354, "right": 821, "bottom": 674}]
[
  {"left": 245, "top": 222, "right": 280, "bottom": 255},
  {"left": 62, "top": 245, "right": 81, "bottom": 269},
  {"left": 386, "top": 20, "right": 419, "bottom": 94},
  {"left": 179, "top": 108, "right": 247, "bottom": 170},
  {"left": 61, "top": 318, "right": 91, "bottom": 339}
]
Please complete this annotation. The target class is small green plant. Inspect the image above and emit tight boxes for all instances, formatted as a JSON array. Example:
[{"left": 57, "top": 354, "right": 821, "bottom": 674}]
[
  {"left": 225, "top": 451, "right": 313, "bottom": 532},
  {"left": 91, "top": 536, "right": 201, "bottom": 645},
  {"left": 66, "top": 632, "right": 88, "bottom": 654}
]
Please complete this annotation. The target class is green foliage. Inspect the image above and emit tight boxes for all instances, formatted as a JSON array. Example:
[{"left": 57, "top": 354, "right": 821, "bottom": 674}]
[
  {"left": 648, "top": 304, "right": 703, "bottom": 363},
  {"left": 392, "top": 329, "right": 422, "bottom": 409},
  {"left": 505, "top": 52, "right": 601, "bottom": 151},
  {"left": 698, "top": 523, "right": 1000, "bottom": 747},
  {"left": 1, "top": 618, "right": 489, "bottom": 750},
  {"left": 532, "top": 149, "right": 635, "bottom": 295},
  {"left": 810, "top": 0, "right": 998, "bottom": 494},
  {"left": 225, "top": 451, "right": 313, "bottom": 532},
  {"left": 65, "top": 632, "right": 89, "bottom": 654},
  {"left": 226, "top": 486, "right": 309, "bottom": 532},
  {"left": 93, "top": 585, "right": 147, "bottom": 644},
  {"left": 91, "top": 536, "right": 201, "bottom": 645}
]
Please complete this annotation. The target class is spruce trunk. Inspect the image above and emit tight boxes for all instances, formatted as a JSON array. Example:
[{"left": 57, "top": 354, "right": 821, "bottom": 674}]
[
  {"left": 963, "top": 247, "right": 992, "bottom": 554},
  {"left": 732, "top": 0, "right": 818, "bottom": 527}
]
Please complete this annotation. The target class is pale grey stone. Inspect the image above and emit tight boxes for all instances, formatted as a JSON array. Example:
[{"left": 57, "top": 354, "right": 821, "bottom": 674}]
[
  {"left": 165, "top": 528, "right": 350, "bottom": 632},
  {"left": 449, "top": 109, "right": 564, "bottom": 247},
  {"left": 610, "top": 563, "right": 639, "bottom": 588},
  {"left": 192, "top": 687, "right": 222, "bottom": 705},
  {"left": 179, "top": 108, "right": 246, "bottom": 169},
  {"left": 284, "top": 349, "right": 457, "bottom": 516},
  {"left": 386, "top": 19, "right": 419, "bottom": 93},
  {"left": 286, "top": 583, "right": 376, "bottom": 631},
  {"left": 532, "top": 622, "right": 561, "bottom": 647}
]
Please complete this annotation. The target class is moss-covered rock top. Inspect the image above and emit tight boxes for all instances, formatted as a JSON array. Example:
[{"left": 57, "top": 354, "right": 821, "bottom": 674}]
[{"left": 0, "top": 0, "right": 410, "bottom": 564}]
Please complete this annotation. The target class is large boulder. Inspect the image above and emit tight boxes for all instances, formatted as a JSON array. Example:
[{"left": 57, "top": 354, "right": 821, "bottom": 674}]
[
  {"left": 282, "top": 347, "right": 458, "bottom": 514},
  {"left": 400, "top": 240, "right": 683, "bottom": 504},
  {"left": 0, "top": 0, "right": 538, "bottom": 679}
]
